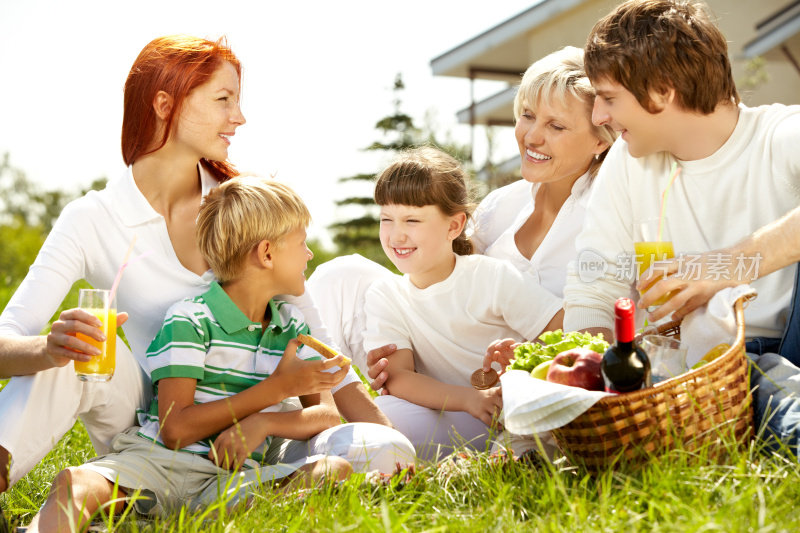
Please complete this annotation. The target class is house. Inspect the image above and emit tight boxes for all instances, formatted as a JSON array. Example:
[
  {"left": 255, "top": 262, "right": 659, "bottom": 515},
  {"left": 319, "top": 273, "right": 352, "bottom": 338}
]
[{"left": 431, "top": 0, "right": 800, "bottom": 180}]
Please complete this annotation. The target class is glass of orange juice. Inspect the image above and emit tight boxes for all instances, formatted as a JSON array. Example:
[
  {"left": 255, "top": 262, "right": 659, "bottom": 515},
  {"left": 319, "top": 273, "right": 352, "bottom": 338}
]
[
  {"left": 634, "top": 218, "right": 676, "bottom": 307},
  {"left": 74, "top": 288, "right": 116, "bottom": 382}
]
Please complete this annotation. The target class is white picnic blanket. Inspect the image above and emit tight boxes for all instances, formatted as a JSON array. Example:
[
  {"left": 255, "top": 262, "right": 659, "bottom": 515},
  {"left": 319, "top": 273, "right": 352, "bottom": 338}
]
[
  {"left": 501, "top": 370, "right": 612, "bottom": 434},
  {"left": 680, "top": 284, "right": 757, "bottom": 367}
]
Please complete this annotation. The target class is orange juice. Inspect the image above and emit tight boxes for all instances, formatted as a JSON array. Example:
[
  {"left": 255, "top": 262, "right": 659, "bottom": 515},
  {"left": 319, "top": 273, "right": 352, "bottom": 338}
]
[
  {"left": 74, "top": 308, "right": 116, "bottom": 381},
  {"left": 634, "top": 241, "right": 675, "bottom": 306}
]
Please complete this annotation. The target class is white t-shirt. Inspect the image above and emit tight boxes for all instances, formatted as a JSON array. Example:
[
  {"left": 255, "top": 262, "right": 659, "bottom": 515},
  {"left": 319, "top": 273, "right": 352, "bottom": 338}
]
[
  {"left": 363, "top": 254, "right": 563, "bottom": 387},
  {"left": 564, "top": 103, "right": 800, "bottom": 338},
  {"left": 0, "top": 165, "right": 357, "bottom": 388},
  {"left": 471, "top": 172, "right": 593, "bottom": 298}
]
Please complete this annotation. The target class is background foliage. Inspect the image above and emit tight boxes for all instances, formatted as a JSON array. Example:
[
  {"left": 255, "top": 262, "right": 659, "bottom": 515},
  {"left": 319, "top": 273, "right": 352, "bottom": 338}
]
[
  {"left": 0, "top": 153, "right": 100, "bottom": 322},
  {"left": 328, "top": 74, "right": 473, "bottom": 269}
]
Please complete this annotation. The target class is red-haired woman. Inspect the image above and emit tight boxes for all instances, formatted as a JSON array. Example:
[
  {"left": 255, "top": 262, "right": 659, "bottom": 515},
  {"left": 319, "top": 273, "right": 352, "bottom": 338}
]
[{"left": 0, "top": 35, "right": 413, "bottom": 500}]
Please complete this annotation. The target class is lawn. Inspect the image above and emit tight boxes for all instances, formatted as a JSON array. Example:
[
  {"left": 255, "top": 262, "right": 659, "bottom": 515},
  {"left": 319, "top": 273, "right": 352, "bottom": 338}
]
[{"left": 3, "top": 415, "right": 800, "bottom": 532}]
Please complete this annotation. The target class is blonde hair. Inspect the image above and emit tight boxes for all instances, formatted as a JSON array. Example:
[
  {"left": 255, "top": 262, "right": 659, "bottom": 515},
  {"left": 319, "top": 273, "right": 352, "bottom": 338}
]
[
  {"left": 196, "top": 176, "right": 311, "bottom": 282},
  {"left": 514, "top": 46, "right": 617, "bottom": 177},
  {"left": 374, "top": 146, "right": 475, "bottom": 256}
]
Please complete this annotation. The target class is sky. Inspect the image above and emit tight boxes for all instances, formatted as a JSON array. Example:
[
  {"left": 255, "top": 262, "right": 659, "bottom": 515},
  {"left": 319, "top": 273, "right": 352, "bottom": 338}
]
[{"left": 0, "top": 0, "right": 534, "bottom": 245}]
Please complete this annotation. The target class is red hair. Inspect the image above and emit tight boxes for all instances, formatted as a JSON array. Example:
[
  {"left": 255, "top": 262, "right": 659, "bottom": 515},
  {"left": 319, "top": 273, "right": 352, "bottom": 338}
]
[{"left": 121, "top": 35, "right": 241, "bottom": 182}]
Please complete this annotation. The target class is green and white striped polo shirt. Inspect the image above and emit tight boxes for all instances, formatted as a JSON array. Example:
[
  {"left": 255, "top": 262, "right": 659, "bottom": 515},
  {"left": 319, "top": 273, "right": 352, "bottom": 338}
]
[{"left": 137, "top": 281, "right": 321, "bottom": 457}]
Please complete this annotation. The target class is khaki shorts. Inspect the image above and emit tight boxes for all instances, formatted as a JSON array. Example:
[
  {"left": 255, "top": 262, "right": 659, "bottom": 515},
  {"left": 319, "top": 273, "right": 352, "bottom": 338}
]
[{"left": 82, "top": 427, "right": 321, "bottom": 516}]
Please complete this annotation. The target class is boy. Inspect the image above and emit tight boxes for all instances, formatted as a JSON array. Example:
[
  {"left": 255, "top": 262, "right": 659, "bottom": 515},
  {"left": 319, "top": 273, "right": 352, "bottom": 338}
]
[
  {"left": 562, "top": 0, "right": 800, "bottom": 453},
  {"left": 29, "top": 177, "right": 357, "bottom": 531}
]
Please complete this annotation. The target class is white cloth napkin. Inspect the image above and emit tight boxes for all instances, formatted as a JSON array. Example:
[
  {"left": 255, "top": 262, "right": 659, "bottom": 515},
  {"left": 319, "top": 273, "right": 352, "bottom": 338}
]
[
  {"left": 501, "top": 370, "right": 612, "bottom": 434},
  {"left": 679, "top": 284, "right": 757, "bottom": 367}
]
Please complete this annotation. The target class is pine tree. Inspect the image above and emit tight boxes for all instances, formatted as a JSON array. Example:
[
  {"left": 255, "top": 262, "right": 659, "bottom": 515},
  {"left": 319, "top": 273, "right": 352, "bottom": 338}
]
[{"left": 328, "top": 74, "right": 470, "bottom": 267}]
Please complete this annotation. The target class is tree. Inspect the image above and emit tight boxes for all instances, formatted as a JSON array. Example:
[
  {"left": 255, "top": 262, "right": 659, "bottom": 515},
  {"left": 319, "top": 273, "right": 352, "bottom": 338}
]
[
  {"left": 0, "top": 153, "right": 104, "bottom": 322},
  {"left": 328, "top": 74, "right": 472, "bottom": 267}
]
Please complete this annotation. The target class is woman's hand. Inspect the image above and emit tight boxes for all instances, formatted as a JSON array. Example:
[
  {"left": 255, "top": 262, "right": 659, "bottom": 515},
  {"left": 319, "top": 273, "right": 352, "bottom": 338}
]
[
  {"left": 366, "top": 343, "right": 397, "bottom": 395},
  {"left": 44, "top": 308, "right": 129, "bottom": 368},
  {"left": 483, "top": 338, "right": 520, "bottom": 375},
  {"left": 466, "top": 387, "right": 504, "bottom": 427},
  {"left": 208, "top": 413, "right": 266, "bottom": 470},
  {"left": 271, "top": 339, "right": 349, "bottom": 397}
]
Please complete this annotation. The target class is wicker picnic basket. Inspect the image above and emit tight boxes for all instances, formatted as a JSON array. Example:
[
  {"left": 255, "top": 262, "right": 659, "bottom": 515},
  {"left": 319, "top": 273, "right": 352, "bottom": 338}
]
[{"left": 551, "top": 295, "right": 753, "bottom": 470}]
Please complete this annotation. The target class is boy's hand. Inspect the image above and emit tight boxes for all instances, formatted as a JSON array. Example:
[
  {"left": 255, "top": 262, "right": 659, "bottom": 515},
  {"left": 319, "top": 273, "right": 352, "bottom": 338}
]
[
  {"left": 272, "top": 339, "right": 350, "bottom": 397},
  {"left": 209, "top": 414, "right": 266, "bottom": 470},
  {"left": 483, "top": 338, "right": 520, "bottom": 375},
  {"left": 466, "top": 386, "right": 504, "bottom": 428}
]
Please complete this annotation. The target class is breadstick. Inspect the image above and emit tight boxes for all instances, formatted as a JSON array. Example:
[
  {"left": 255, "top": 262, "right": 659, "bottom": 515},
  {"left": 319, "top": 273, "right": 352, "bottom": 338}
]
[{"left": 297, "top": 333, "right": 352, "bottom": 364}]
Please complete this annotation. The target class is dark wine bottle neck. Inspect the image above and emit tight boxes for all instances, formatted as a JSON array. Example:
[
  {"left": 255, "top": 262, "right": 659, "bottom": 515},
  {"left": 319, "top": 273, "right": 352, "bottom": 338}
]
[{"left": 616, "top": 340, "right": 634, "bottom": 351}]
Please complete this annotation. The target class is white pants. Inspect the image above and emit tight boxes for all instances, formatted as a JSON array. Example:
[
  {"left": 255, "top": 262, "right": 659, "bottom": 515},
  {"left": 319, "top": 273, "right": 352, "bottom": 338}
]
[
  {"left": 276, "top": 422, "right": 416, "bottom": 473},
  {"left": 0, "top": 340, "right": 149, "bottom": 487},
  {"left": 375, "top": 395, "right": 493, "bottom": 462},
  {"left": 306, "top": 254, "right": 394, "bottom": 373}
]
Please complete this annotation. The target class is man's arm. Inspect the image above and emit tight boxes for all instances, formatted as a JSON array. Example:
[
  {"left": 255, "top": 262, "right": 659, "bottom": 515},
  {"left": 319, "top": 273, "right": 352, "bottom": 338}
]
[
  {"left": 563, "top": 142, "right": 641, "bottom": 336},
  {"left": 641, "top": 205, "right": 800, "bottom": 322}
]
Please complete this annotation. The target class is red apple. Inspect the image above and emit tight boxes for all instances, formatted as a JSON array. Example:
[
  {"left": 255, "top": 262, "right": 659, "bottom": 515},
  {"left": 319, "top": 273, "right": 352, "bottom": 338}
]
[{"left": 546, "top": 348, "right": 604, "bottom": 391}]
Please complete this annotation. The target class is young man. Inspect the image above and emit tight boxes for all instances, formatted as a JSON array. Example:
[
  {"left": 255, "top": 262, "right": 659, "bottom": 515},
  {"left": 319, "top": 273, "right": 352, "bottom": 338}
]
[
  {"left": 562, "top": 0, "right": 800, "bottom": 452},
  {"left": 564, "top": 0, "right": 800, "bottom": 342},
  {"left": 28, "top": 177, "right": 414, "bottom": 532}
]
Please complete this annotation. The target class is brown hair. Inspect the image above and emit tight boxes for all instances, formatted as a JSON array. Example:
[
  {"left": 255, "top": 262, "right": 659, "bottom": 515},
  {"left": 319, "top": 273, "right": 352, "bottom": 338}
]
[
  {"left": 374, "top": 146, "right": 475, "bottom": 255},
  {"left": 585, "top": 0, "right": 739, "bottom": 114},
  {"left": 122, "top": 35, "right": 241, "bottom": 182},
  {"left": 196, "top": 177, "right": 310, "bottom": 282}
]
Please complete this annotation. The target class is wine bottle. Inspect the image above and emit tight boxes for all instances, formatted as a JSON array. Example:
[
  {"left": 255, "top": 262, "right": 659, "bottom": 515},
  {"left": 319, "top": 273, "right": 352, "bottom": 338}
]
[{"left": 601, "top": 297, "right": 652, "bottom": 393}]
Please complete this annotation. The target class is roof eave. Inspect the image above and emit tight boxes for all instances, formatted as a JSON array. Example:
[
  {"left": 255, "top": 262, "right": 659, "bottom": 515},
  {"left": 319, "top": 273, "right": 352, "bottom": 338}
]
[
  {"left": 743, "top": 11, "right": 800, "bottom": 57},
  {"left": 455, "top": 86, "right": 517, "bottom": 125},
  {"left": 430, "top": 0, "right": 588, "bottom": 77}
]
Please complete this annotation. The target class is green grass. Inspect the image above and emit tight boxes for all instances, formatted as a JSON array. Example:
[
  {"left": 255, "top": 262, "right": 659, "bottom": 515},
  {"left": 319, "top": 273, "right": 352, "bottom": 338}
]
[{"left": 3, "top": 421, "right": 800, "bottom": 532}]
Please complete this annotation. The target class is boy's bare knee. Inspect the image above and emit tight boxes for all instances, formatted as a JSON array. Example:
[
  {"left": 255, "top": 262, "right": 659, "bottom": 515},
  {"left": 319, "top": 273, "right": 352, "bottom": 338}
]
[
  {"left": 51, "top": 467, "right": 77, "bottom": 492},
  {"left": 53, "top": 467, "right": 125, "bottom": 509},
  {"left": 320, "top": 456, "right": 353, "bottom": 481},
  {"left": 0, "top": 446, "right": 9, "bottom": 494}
]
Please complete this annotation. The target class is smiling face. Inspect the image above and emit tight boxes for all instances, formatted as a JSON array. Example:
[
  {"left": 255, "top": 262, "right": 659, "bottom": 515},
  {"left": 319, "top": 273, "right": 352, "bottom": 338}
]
[
  {"left": 379, "top": 204, "right": 463, "bottom": 289},
  {"left": 591, "top": 77, "right": 666, "bottom": 158},
  {"left": 173, "top": 61, "right": 246, "bottom": 162},
  {"left": 271, "top": 226, "right": 314, "bottom": 296},
  {"left": 515, "top": 93, "right": 607, "bottom": 185}
]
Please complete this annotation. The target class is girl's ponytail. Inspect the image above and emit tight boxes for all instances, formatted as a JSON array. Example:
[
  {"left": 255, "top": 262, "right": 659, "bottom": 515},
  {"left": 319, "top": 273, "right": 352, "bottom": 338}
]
[{"left": 452, "top": 233, "right": 474, "bottom": 256}]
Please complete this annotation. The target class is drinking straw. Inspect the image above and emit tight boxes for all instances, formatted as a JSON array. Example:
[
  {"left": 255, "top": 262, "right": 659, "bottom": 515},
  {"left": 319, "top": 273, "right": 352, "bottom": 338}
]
[
  {"left": 658, "top": 163, "right": 682, "bottom": 241},
  {"left": 109, "top": 235, "right": 151, "bottom": 303}
]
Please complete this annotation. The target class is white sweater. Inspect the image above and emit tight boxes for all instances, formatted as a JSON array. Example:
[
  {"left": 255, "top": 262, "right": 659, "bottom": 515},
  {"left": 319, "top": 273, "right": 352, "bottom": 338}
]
[{"left": 564, "top": 103, "right": 800, "bottom": 338}]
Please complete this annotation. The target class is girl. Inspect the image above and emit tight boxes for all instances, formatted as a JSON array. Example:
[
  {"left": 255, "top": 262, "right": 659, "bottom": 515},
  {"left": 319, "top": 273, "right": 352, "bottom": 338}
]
[{"left": 364, "top": 146, "right": 564, "bottom": 461}]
